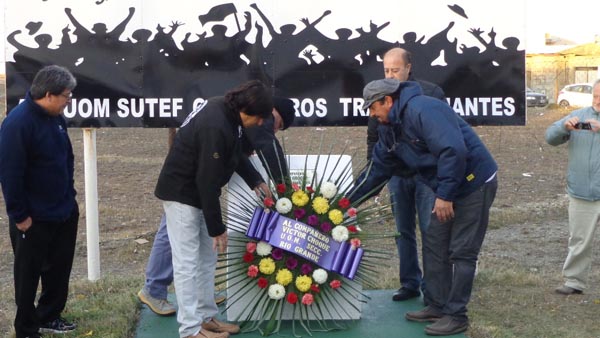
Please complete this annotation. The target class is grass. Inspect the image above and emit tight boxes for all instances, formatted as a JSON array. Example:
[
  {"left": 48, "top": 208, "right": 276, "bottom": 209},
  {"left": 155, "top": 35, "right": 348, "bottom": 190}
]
[
  {"left": 469, "top": 257, "right": 600, "bottom": 338},
  {"left": 2, "top": 275, "right": 143, "bottom": 338}
]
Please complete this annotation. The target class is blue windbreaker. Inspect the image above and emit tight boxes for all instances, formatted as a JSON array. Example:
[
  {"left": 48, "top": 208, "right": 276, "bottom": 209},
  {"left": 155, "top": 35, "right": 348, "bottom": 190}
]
[
  {"left": 350, "top": 81, "right": 497, "bottom": 203},
  {"left": 0, "top": 92, "right": 76, "bottom": 223}
]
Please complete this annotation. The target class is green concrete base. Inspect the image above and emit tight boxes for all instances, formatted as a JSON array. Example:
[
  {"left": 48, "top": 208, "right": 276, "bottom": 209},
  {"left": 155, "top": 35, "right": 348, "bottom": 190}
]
[{"left": 135, "top": 290, "right": 467, "bottom": 338}]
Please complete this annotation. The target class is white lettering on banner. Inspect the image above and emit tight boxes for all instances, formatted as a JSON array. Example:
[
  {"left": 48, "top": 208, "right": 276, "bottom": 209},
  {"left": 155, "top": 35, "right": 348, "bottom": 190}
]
[
  {"left": 192, "top": 98, "right": 206, "bottom": 109},
  {"left": 448, "top": 97, "right": 516, "bottom": 117},
  {"left": 116, "top": 98, "right": 183, "bottom": 118},
  {"left": 180, "top": 100, "right": 207, "bottom": 128},
  {"left": 339, "top": 97, "right": 368, "bottom": 117},
  {"left": 63, "top": 98, "right": 110, "bottom": 119},
  {"left": 57, "top": 96, "right": 515, "bottom": 121},
  {"left": 291, "top": 98, "right": 327, "bottom": 118}
]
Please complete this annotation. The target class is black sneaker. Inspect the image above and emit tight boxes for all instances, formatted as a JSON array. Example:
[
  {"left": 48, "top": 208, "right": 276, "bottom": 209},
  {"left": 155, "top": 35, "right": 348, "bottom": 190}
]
[
  {"left": 392, "top": 287, "right": 421, "bottom": 301},
  {"left": 39, "top": 317, "right": 77, "bottom": 334}
]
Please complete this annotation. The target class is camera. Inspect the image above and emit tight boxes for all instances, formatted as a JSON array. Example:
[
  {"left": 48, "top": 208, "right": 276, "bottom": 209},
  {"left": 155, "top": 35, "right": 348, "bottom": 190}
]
[{"left": 575, "top": 122, "right": 592, "bottom": 130}]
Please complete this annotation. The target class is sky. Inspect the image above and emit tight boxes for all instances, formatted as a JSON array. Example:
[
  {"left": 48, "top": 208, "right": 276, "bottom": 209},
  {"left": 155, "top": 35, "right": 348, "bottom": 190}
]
[
  {"left": 1, "top": 0, "right": 599, "bottom": 73},
  {"left": 525, "top": 0, "right": 600, "bottom": 50}
]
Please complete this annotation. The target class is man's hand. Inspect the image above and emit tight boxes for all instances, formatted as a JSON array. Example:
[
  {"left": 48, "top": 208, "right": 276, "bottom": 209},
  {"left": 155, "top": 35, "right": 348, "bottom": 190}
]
[
  {"left": 254, "top": 182, "right": 272, "bottom": 199},
  {"left": 433, "top": 198, "right": 454, "bottom": 223},
  {"left": 16, "top": 217, "right": 32, "bottom": 232},
  {"left": 564, "top": 116, "right": 581, "bottom": 131},
  {"left": 586, "top": 119, "right": 600, "bottom": 132},
  {"left": 213, "top": 232, "right": 228, "bottom": 253}
]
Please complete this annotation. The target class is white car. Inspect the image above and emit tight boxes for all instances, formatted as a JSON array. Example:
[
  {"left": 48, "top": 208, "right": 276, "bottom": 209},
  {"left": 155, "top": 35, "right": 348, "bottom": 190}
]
[{"left": 557, "top": 83, "right": 593, "bottom": 108}]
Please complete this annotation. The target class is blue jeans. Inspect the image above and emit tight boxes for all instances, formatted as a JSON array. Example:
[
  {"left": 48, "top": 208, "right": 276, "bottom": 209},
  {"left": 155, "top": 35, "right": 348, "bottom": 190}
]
[
  {"left": 144, "top": 214, "right": 173, "bottom": 300},
  {"left": 423, "top": 178, "right": 497, "bottom": 320},
  {"left": 389, "top": 175, "right": 435, "bottom": 292}
]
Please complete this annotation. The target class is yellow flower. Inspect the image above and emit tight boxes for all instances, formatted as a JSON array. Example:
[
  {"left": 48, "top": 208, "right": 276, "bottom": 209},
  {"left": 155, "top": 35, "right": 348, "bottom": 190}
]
[
  {"left": 328, "top": 209, "right": 343, "bottom": 225},
  {"left": 312, "top": 196, "right": 330, "bottom": 214},
  {"left": 259, "top": 257, "right": 276, "bottom": 275},
  {"left": 295, "top": 275, "right": 313, "bottom": 292},
  {"left": 276, "top": 268, "right": 293, "bottom": 286},
  {"left": 292, "top": 190, "right": 310, "bottom": 207}
]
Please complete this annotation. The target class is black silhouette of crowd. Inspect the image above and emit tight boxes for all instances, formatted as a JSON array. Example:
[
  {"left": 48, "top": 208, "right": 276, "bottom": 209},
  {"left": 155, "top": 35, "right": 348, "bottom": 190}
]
[{"left": 6, "top": 3, "right": 525, "bottom": 127}]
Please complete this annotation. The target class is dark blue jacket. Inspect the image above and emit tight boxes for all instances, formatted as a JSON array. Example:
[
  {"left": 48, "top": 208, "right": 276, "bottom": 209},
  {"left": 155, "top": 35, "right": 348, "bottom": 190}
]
[
  {"left": 0, "top": 92, "right": 76, "bottom": 223},
  {"left": 242, "top": 116, "right": 290, "bottom": 185},
  {"left": 366, "top": 76, "right": 446, "bottom": 177},
  {"left": 351, "top": 81, "right": 497, "bottom": 203}
]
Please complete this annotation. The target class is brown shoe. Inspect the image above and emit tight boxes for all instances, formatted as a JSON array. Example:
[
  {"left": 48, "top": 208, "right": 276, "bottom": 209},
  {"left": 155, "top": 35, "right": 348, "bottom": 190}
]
[
  {"left": 202, "top": 318, "right": 240, "bottom": 334},
  {"left": 425, "top": 315, "right": 469, "bottom": 336},
  {"left": 186, "top": 329, "right": 229, "bottom": 338},
  {"left": 405, "top": 306, "right": 443, "bottom": 323},
  {"left": 215, "top": 295, "right": 226, "bottom": 305},
  {"left": 555, "top": 285, "right": 583, "bottom": 295}
]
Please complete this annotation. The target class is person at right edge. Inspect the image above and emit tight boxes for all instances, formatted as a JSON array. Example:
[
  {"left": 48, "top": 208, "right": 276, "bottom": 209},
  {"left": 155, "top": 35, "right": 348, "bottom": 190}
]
[
  {"left": 349, "top": 78, "right": 497, "bottom": 336},
  {"left": 154, "top": 80, "right": 273, "bottom": 338},
  {"left": 367, "top": 47, "right": 445, "bottom": 302},
  {"left": 546, "top": 78, "right": 600, "bottom": 296}
]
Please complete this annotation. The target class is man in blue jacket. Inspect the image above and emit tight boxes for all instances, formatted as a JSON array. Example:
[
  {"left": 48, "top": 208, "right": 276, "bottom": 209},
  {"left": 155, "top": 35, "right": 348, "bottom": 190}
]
[
  {"left": 367, "top": 47, "right": 445, "bottom": 302},
  {"left": 0, "top": 65, "right": 79, "bottom": 338},
  {"left": 350, "top": 79, "right": 497, "bottom": 336}
]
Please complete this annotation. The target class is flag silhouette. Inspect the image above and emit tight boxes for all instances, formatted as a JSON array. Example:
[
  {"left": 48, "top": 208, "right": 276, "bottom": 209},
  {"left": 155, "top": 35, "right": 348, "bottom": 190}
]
[
  {"left": 448, "top": 4, "right": 468, "bottom": 19},
  {"left": 198, "top": 3, "right": 237, "bottom": 25}
]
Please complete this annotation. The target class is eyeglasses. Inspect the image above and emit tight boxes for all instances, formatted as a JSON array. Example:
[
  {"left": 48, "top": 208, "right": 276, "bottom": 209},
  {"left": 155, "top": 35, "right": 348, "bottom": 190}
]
[{"left": 59, "top": 92, "right": 73, "bottom": 100}]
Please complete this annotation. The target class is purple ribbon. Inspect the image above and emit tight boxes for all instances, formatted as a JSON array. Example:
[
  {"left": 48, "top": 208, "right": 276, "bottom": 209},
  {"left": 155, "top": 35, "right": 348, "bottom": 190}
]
[{"left": 245, "top": 207, "right": 363, "bottom": 280}]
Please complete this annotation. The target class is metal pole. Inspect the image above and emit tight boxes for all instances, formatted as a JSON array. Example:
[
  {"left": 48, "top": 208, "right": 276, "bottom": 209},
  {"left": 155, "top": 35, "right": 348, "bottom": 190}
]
[{"left": 83, "top": 128, "right": 101, "bottom": 281}]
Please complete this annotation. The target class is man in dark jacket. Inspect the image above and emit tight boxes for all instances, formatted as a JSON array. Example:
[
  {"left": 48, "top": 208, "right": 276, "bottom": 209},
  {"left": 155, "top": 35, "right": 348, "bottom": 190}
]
[
  {"left": 367, "top": 47, "right": 445, "bottom": 302},
  {"left": 350, "top": 79, "right": 497, "bottom": 336},
  {"left": 154, "top": 80, "right": 274, "bottom": 338},
  {"left": 0, "top": 65, "right": 79, "bottom": 338},
  {"left": 138, "top": 96, "right": 295, "bottom": 317},
  {"left": 242, "top": 96, "right": 295, "bottom": 184}
]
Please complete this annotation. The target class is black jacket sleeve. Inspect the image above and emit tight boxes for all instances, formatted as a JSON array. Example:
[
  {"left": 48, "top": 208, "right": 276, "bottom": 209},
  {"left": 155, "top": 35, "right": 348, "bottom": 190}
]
[
  {"left": 195, "top": 128, "right": 230, "bottom": 237},
  {"left": 235, "top": 153, "right": 265, "bottom": 191},
  {"left": 244, "top": 118, "right": 290, "bottom": 184},
  {"left": 366, "top": 117, "right": 379, "bottom": 161}
]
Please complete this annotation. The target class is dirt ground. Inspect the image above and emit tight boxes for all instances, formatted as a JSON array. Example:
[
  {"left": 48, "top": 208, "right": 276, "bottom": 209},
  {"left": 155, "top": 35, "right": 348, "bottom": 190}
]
[{"left": 1, "top": 77, "right": 599, "bottom": 337}]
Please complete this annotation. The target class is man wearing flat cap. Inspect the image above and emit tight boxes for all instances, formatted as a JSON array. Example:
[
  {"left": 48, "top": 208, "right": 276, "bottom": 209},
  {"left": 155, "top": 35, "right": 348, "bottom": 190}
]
[
  {"left": 349, "top": 78, "right": 497, "bottom": 336},
  {"left": 138, "top": 95, "right": 296, "bottom": 317}
]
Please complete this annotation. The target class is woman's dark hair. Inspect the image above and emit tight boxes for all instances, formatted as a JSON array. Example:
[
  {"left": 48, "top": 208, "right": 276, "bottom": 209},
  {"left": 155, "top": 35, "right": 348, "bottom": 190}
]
[
  {"left": 224, "top": 80, "right": 273, "bottom": 119},
  {"left": 30, "top": 65, "right": 77, "bottom": 100}
]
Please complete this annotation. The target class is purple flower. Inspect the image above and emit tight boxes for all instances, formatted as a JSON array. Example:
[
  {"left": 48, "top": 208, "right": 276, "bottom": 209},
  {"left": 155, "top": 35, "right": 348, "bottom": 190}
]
[
  {"left": 301, "top": 263, "right": 313, "bottom": 275},
  {"left": 271, "top": 248, "right": 284, "bottom": 260},
  {"left": 294, "top": 208, "right": 306, "bottom": 219},
  {"left": 307, "top": 214, "right": 319, "bottom": 226},
  {"left": 320, "top": 222, "right": 332, "bottom": 232},
  {"left": 286, "top": 256, "right": 298, "bottom": 270}
]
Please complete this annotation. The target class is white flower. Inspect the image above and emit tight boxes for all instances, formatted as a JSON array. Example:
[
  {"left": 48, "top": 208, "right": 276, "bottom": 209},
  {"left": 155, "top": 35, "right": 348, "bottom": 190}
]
[
  {"left": 320, "top": 181, "right": 337, "bottom": 199},
  {"left": 268, "top": 283, "right": 286, "bottom": 300},
  {"left": 312, "top": 268, "right": 328, "bottom": 284},
  {"left": 256, "top": 241, "right": 272, "bottom": 256},
  {"left": 331, "top": 225, "right": 349, "bottom": 242},
  {"left": 275, "top": 197, "right": 292, "bottom": 214}
]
